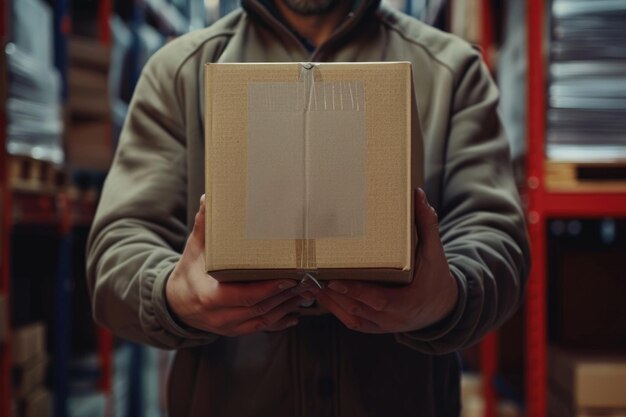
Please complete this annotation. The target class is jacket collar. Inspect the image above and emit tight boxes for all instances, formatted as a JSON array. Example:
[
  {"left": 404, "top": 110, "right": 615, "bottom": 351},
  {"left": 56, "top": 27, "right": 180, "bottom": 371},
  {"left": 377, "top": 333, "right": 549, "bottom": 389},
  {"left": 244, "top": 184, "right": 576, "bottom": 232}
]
[{"left": 241, "top": 0, "right": 381, "bottom": 60}]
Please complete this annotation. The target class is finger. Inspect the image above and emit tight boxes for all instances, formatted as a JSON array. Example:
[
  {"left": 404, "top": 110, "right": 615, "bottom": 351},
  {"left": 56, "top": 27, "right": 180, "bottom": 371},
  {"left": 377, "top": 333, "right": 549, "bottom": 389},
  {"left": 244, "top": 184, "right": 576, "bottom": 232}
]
[
  {"left": 415, "top": 188, "right": 440, "bottom": 255},
  {"left": 214, "top": 289, "right": 301, "bottom": 327},
  {"left": 265, "top": 313, "right": 300, "bottom": 332},
  {"left": 320, "top": 288, "right": 386, "bottom": 323},
  {"left": 314, "top": 291, "right": 360, "bottom": 330},
  {"left": 326, "top": 280, "right": 394, "bottom": 312},
  {"left": 213, "top": 279, "right": 297, "bottom": 308},
  {"left": 189, "top": 194, "right": 206, "bottom": 249},
  {"left": 316, "top": 292, "right": 383, "bottom": 333},
  {"left": 228, "top": 297, "right": 303, "bottom": 336}
]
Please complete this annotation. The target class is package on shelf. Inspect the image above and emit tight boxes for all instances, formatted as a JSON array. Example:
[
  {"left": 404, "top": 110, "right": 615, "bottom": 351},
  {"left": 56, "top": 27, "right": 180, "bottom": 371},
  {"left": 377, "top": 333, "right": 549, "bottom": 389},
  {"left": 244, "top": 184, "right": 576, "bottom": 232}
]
[
  {"left": 204, "top": 62, "right": 423, "bottom": 284},
  {"left": 11, "top": 322, "right": 46, "bottom": 366},
  {"left": 547, "top": 0, "right": 626, "bottom": 161},
  {"left": 549, "top": 389, "right": 626, "bottom": 417},
  {"left": 20, "top": 387, "right": 52, "bottom": 417},
  {"left": 66, "top": 36, "right": 115, "bottom": 171},
  {"left": 68, "top": 37, "right": 111, "bottom": 121},
  {"left": 66, "top": 122, "right": 114, "bottom": 171},
  {"left": 12, "top": 0, "right": 54, "bottom": 66},
  {"left": 7, "top": 0, "right": 63, "bottom": 165},
  {"left": 12, "top": 354, "right": 48, "bottom": 399},
  {"left": 549, "top": 347, "right": 626, "bottom": 415}
]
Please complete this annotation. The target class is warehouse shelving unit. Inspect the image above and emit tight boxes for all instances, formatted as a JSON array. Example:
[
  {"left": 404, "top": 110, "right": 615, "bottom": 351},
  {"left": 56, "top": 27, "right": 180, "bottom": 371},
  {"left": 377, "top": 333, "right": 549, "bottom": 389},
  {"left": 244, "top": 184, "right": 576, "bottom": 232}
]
[
  {"left": 525, "top": 1, "right": 626, "bottom": 417},
  {"left": 0, "top": 1, "right": 11, "bottom": 417},
  {"left": 0, "top": 1, "right": 117, "bottom": 416}
]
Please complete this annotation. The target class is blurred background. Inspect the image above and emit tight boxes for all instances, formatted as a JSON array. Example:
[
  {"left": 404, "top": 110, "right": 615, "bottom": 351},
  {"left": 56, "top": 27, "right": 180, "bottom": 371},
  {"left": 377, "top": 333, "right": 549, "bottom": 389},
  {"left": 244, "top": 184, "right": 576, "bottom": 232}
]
[{"left": 0, "top": 0, "right": 625, "bottom": 416}]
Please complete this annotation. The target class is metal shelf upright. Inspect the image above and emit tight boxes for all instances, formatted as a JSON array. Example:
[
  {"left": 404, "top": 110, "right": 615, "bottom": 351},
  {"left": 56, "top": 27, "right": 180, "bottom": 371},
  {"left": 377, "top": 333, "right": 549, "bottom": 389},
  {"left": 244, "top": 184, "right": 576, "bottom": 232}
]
[
  {"left": 525, "top": 1, "right": 626, "bottom": 417},
  {"left": 0, "top": 0, "right": 11, "bottom": 414}
]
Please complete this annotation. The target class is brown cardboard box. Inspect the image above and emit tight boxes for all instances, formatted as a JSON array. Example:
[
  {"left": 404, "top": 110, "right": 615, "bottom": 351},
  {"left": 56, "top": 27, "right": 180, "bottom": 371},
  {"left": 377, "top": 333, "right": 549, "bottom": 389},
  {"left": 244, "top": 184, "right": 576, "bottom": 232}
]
[
  {"left": 22, "top": 387, "right": 52, "bottom": 417},
  {"left": 550, "top": 348, "right": 626, "bottom": 410},
  {"left": 69, "top": 37, "right": 110, "bottom": 72},
  {"left": 13, "top": 355, "right": 48, "bottom": 398},
  {"left": 549, "top": 387, "right": 626, "bottom": 417},
  {"left": 204, "top": 62, "right": 423, "bottom": 283},
  {"left": 68, "top": 37, "right": 110, "bottom": 120},
  {"left": 11, "top": 323, "right": 46, "bottom": 365},
  {"left": 66, "top": 121, "right": 114, "bottom": 170}
]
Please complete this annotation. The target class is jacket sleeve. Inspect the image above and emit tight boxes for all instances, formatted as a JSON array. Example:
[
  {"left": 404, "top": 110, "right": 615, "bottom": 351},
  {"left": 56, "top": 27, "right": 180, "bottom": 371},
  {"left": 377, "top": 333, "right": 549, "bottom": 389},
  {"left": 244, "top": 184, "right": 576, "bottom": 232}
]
[
  {"left": 396, "top": 52, "right": 530, "bottom": 354},
  {"left": 86, "top": 50, "right": 218, "bottom": 349}
]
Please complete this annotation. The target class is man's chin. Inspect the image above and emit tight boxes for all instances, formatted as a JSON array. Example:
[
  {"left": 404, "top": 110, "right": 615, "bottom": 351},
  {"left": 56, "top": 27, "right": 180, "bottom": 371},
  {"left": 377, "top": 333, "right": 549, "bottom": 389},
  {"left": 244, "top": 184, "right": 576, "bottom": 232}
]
[{"left": 280, "top": 0, "right": 340, "bottom": 16}]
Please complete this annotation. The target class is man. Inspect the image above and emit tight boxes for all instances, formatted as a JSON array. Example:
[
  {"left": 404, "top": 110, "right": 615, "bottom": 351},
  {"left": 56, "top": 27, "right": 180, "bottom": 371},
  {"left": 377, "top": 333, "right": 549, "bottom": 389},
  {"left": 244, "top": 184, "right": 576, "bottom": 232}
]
[{"left": 87, "top": 0, "right": 530, "bottom": 415}]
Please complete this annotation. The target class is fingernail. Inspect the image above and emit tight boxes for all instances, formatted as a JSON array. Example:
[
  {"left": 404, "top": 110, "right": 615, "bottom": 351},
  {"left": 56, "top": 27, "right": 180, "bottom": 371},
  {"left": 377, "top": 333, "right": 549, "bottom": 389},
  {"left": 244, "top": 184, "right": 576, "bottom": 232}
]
[
  {"left": 328, "top": 282, "right": 347, "bottom": 294},
  {"left": 279, "top": 281, "right": 297, "bottom": 290},
  {"left": 288, "top": 319, "right": 299, "bottom": 327},
  {"left": 420, "top": 189, "right": 427, "bottom": 205},
  {"left": 200, "top": 194, "right": 206, "bottom": 204}
]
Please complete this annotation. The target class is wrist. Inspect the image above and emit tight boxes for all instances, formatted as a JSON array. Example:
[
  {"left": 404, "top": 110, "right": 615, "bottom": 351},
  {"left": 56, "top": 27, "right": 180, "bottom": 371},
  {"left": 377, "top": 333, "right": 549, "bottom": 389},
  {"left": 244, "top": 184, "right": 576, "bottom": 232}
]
[{"left": 163, "top": 267, "right": 192, "bottom": 330}]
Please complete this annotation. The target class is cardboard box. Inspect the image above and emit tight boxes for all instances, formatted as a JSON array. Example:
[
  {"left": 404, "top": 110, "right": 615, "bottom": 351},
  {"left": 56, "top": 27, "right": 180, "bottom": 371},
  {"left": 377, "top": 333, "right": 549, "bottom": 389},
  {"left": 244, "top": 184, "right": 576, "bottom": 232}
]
[
  {"left": 69, "top": 37, "right": 110, "bottom": 72},
  {"left": 12, "top": 323, "right": 46, "bottom": 365},
  {"left": 66, "top": 122, "right": 114, "bottom": 170},
  {"left": 550, "top": 347, "right": 626, "bottom": 410},
  {"left": 12, "top": 355, "right": 48, "bottom": 398},
  {"left": 22, "top": 387, "right": 52, "bottom": 417},
  {"left": 204, "top": 62, "right": 423, "bottom": 283},
  {"left": 549, "top": 387, "right": 626, "bottom": 417}
]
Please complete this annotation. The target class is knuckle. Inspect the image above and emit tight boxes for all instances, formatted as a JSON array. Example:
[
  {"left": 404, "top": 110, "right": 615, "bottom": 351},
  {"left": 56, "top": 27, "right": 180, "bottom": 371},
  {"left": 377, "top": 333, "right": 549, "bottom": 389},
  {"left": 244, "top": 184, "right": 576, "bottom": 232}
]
[{"left": 196, "top": 290, "right": 213, "bottom": 310}]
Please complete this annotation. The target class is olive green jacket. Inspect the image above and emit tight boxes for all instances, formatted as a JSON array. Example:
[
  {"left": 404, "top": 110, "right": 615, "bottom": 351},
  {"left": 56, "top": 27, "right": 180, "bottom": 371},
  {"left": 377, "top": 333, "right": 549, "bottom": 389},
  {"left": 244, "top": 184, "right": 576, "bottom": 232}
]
[{"left": 87, "top": 0, "right": 530, "bottom": 415}]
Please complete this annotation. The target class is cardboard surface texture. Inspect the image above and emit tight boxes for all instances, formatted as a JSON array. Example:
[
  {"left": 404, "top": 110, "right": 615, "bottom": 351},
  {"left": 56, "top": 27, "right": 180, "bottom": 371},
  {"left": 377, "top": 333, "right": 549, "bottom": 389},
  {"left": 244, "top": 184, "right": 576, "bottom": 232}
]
[
  {"left": 205, "top": 62, "right": 423, "bottom": 283},
  {"left": 550, "top": 347, "right": 626, "bottom": 410}
]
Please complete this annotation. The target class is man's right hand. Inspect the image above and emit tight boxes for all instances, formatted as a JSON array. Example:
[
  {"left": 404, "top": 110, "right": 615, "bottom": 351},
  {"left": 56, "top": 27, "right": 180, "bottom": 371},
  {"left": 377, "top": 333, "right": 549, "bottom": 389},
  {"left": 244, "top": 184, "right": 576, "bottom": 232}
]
[{"left": 165, "top": 195, "right": 307, "bottom": 337}]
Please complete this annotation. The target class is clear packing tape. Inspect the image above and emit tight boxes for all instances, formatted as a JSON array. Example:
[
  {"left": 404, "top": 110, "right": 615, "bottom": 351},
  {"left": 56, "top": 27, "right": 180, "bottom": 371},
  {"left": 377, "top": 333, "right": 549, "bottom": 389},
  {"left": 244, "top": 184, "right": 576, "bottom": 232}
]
[{"left": 246, "top": 63, "right": 366, "bottom": 284}]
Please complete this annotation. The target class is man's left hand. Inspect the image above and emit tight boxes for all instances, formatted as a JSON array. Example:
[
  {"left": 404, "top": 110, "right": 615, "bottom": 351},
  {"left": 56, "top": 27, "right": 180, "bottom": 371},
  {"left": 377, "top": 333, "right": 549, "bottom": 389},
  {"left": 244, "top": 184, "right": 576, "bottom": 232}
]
[{"left": 314, "top": 188, "right": 459, "bottom": 334}]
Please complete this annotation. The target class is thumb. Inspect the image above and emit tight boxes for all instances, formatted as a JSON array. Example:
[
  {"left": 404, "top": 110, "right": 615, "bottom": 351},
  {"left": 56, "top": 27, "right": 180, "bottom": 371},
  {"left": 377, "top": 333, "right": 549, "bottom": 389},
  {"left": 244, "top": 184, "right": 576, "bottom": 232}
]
[
  {"left": 414, "top": 188, "right": 440, "bottom": 253},
  {"left": 190, "top": 194, "right": 206, "bottom": 248}
]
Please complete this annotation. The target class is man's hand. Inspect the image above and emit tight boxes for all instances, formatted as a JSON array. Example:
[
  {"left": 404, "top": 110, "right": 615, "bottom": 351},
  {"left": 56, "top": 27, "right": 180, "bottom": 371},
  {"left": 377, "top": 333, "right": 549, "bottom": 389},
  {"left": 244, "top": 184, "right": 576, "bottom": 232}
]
[
  {"left": 315, "top": 188, "right": 459, "bottom": 334},
  {"left": 165, "top": 195, "right": 307, "bottom": 337}
]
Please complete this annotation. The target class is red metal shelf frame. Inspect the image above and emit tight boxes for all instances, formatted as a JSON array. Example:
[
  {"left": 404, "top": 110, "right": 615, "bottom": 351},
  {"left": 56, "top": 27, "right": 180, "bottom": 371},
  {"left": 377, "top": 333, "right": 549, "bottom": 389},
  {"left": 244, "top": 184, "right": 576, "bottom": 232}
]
[{"left": 525, "top": 2, "right": 626, "bottom": 417}]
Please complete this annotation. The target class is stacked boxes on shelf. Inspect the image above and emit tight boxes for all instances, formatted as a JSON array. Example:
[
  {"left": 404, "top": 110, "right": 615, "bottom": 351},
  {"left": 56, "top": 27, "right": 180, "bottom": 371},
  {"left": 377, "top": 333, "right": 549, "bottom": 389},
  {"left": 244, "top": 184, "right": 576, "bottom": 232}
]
[
  {"left": 549, "top": 348, "right": 626, "bottom": 417},
  {"left": 6, "top": 0, "right": 63, "bottom": 166},
  {"left": 548, "top": 0, "right": 626, "bottom": 161},
  {"left": 66, "top": 37, "right": 113, "bottom": 173},
  {"left": 11, "top": 323, "right": 51, "bottom": 417}
]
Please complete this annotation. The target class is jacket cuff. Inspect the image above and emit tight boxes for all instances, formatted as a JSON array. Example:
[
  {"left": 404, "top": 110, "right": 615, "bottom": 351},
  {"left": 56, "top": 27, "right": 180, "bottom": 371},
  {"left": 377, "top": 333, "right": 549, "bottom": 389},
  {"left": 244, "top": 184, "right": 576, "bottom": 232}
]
[
  {"left": 395, "top": 266, "right": 467, "bottom": 350},
  {"left": 149, "top": 260, "right": 219, "bottom": 344}
]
